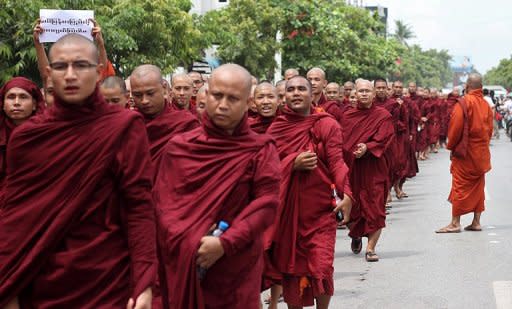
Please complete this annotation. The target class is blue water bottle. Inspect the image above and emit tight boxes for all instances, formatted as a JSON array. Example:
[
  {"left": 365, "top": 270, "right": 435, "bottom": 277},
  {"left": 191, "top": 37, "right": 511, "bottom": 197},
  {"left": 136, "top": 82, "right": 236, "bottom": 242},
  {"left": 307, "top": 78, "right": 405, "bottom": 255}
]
[{"left": 198, "top": 221, "right": 229, "bottom": 281}]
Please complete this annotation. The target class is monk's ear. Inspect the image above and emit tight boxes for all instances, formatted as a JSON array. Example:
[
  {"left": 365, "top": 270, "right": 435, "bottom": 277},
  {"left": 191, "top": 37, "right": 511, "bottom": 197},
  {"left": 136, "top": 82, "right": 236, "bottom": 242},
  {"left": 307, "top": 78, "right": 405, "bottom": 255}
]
[{"left": 95, "top": 64, "right": 104, "bottom": 83}]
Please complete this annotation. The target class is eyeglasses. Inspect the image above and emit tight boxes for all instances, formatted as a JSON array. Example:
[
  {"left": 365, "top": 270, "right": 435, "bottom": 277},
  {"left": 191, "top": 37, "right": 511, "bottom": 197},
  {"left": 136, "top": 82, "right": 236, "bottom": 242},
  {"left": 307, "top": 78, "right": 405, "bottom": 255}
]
[{"left": 49, "top": 61, "right": 98, "bottom": 72}]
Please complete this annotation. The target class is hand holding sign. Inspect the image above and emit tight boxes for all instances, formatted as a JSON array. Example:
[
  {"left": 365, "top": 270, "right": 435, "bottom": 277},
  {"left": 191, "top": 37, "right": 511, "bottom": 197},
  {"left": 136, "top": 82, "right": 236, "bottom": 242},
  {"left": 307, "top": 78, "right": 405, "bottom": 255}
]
[
  {"left": 90, "top": 19, "right": 104, "bottom": 47},
  {"left": 39, "top": 9, "right": 94, "bottom": 43}
]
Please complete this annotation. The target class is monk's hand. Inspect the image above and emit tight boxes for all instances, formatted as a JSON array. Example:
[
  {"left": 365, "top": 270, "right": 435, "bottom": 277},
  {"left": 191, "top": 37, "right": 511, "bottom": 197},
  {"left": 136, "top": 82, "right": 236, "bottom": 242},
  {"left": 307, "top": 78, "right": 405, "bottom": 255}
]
[
  {"left": 5, "top": 297, "right": 20, "bottom": 309},
  {"left": 421, "top": 117, "right": 428, "bottom": 122},
  {"left": 353, "top": 143, "right": 367, "bottom": 159},
  {"left": 409, "top": 135, "right": 413, "bottom": 141},
  {"left": 126, "top": 287, "right": 152, "bottom": 309},
  {"left": 197, "top": 236, "right": 225, "bottom": 269},
  {"left": 333, "top": 194, "right": 352, "bottom": 225},
  {"left": 33, "top": 19, "right": 43, "bottom": 44},
  {"left": 90, "top": 19, "right": 104, "bottom": 46},
  {"left": 294, "top": 151, "right": 318, "bottom": 171}
]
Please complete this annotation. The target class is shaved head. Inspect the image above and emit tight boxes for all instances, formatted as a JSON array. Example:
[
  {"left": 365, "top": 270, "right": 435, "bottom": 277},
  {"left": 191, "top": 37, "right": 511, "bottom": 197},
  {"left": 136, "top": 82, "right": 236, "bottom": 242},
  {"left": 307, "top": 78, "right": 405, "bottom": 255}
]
[
  {"left": 284, "top": 68, "right": 299, "bottom": 80},
  {"left": 307, "top": 67, "right": 326, "bottom": 79},
  {"left": 131, "top": 64, "right": 162, "bottom": 81},
  {"left": 49, "top": 34, "right": 98, "bottom": 63},
  {"left": 211, "top": 63, "right": 252, "bottom": 96},
  {"left": 344, "top": 81, "right": 355, "bottom": 88},
  {"left": 171, "top": 73, "right": 193, "bottom": 86},
  {"left": 101, "top": 76, "right": 127, "bottom": 93},
  {"left": 467, "top": 73, "right": 483, "bottom": 90},
  {"left": 206, "top": 63, "right": 252, "bottom": 134}
]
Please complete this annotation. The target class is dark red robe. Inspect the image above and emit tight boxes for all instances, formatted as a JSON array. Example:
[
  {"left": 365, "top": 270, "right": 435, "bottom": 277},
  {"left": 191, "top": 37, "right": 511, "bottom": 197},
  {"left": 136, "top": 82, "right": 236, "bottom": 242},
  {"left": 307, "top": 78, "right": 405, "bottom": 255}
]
[
  {"left": 267, "top": 107, "right": 352, "bottom": 307},
  {"left": 171, "top": 98, "right": 197, "bottom": 115},
  {"left": 427, "top": 98, "right": 441, "bottom": 144},
  {"left": 0, "top": 77, "right": 46, "bottom": 207},
  {"left": 154, "top": 113, "right": 280, "bottom": 309},
  {"left": 249, "top": 115, "right": 276, "bottom": 134},
  {"left": 140, "top": 104, "right": 199, "bottom": 170},
  {"left": 405, "top": 93, "right": 420, "bottom": 178},
  {"left": 316, "top": 93, "right": 345, "bottom": 124},
  {"left": 416, "top": 98, "right": 431, "bottom": 152},
  {"left": 0, "top": 88, "right": 156, "bottom": 308},
  {"left": 342, "top": 103, "right": 394, "bottom": 238},
  {"left": 374, "top": 96, "right": 407, "bottom": 183}
]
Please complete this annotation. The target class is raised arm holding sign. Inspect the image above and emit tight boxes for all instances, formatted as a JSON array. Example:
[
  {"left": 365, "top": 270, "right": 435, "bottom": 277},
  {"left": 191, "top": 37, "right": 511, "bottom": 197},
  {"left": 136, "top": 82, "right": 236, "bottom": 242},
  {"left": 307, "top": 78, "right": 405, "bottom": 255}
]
[{"left": 39, "top": 9, "right": 94, "bottom": 43}]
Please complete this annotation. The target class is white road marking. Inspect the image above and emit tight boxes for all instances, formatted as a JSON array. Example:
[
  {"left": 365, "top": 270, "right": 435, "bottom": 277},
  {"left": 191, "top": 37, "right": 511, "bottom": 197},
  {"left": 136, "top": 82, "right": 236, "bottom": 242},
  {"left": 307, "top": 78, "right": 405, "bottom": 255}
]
[
  {"left": 488, "top": 226, "right": 496, "bottom": 229},
  {"left": 490, "top": 241, "right": 500, "bottom": 244},
  {"left": 493, "top": 281, "right": 512, "bottom": 309},
  {"left": 485, "top": 186, "right": 491, "bottom": 201},
  {"left": 488, "top": 233, "right": 497, "bottom": 236}
]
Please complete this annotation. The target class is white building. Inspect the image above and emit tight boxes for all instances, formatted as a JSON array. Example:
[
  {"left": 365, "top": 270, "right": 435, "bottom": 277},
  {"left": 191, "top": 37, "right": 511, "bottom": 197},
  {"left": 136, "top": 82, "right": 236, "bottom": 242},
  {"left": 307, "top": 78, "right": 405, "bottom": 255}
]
[{"left": 190, "top": 0, "right": 229, "bottom": 15}]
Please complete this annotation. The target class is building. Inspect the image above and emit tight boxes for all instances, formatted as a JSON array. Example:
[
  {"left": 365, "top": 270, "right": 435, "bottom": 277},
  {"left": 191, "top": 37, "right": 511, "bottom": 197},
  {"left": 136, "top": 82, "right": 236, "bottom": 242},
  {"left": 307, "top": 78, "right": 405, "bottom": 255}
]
[
  {"left": 365, "top": 5, "right": 388, "bottom": 36},
  {"left": 190, "top": 0, "right": 229, "bottom": 15}
]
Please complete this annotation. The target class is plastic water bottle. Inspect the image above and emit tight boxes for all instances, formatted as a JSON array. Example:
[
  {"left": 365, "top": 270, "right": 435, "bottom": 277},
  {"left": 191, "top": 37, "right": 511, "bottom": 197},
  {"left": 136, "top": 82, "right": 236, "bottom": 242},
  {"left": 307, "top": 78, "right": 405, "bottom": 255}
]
[
  {"left": 198, "top": 221, "right": 229, "bottom": 281},
  {"left": 331, "top": 184, "right": 344, "bottom": 222}
]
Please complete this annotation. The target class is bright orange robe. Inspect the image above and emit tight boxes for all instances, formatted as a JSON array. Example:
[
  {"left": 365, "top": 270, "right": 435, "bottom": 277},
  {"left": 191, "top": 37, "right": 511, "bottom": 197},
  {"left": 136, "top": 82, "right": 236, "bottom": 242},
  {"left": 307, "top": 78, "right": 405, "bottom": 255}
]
[{"left": 447, "top": 89, "right": 493, "bottom": 216}]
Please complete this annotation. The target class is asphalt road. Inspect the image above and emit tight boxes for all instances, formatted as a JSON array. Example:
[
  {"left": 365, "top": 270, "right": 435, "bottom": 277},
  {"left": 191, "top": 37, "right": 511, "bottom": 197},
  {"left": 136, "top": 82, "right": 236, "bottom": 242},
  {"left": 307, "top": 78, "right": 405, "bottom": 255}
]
[{"left": 264, "top": 134, "right": 512, "bottom": 309}]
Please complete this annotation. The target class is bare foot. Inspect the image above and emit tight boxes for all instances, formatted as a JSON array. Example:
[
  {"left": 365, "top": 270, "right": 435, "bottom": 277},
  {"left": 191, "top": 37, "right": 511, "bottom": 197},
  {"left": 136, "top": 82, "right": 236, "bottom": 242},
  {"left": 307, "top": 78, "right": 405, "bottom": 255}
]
[
  {"left": 464, "top": 224, "right": 482, "bottom": 231},
  {"left": 435, "top": 224, "right": 461, "bottom": 233}
]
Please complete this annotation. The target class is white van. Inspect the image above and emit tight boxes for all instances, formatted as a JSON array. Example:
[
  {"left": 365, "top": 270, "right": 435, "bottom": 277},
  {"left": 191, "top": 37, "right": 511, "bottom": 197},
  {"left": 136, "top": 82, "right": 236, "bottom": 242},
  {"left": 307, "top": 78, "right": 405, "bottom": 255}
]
[{"left": 483, "top": 85, "right": 507, "bottom": 97}]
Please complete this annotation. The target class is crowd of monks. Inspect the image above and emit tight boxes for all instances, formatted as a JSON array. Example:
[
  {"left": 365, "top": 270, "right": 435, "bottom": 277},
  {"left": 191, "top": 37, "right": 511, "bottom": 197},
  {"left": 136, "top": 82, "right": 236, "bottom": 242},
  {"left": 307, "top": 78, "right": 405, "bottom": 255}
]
[{"left": 0, "top": 19, "right": 494, "bottom": 309}]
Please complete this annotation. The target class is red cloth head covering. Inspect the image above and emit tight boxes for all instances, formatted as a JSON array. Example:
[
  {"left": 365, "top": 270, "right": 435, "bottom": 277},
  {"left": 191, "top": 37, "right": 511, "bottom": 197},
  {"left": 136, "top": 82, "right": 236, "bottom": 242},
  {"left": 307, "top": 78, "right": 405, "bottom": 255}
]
[
  {"left": 0, "top": 77, "right": 46, "bottom": 124},
  {"left": 0, "top": 77, "right": 46, "bottom": 183}
]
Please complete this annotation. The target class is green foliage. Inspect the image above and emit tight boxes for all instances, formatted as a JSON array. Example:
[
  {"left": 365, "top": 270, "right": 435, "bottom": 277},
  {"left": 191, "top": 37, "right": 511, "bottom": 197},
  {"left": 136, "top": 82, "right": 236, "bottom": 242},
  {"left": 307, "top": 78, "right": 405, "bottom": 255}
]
[
  {"left": 197, "top": 0, "right": 283, "bottom": 79},
  {"left": 392, "top": 20, "right": 415, "bottom": 46},
  {"left": 0, "top": 0, "right": 205, "bottom": 84},
  {"left": 396, "top": 44, "right": 453, "bottom": 88},
  {"left": 276, "top": 0, "right": 400, "bottom": 82},
  {"left": 484, "top": 56, "right": 512, "bottom": 90},
  {"left": 0, "top": 0, "right": 456, "bottom": 87}
]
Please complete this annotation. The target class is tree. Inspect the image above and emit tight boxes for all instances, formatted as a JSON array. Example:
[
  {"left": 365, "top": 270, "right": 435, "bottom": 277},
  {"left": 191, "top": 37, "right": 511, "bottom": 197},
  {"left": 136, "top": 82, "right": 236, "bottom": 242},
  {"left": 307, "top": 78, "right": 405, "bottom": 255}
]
[
  {"left": 197, "top": 0, "right": 283, "bottom": 79},
  {"left": 278, "top": 0, "right": 400, "bottom": 82},
  {"left": 484, "top": 56, "right": 512, "bottom": 90},
  {"left": 393, "top": 20, "right": 415, "bottom": 47},
  {"left": 396, "top": 44, "right": 453, "bottom": 88},
  {"left": 0, "top": 0, "right": 206, "bottom": 84}
]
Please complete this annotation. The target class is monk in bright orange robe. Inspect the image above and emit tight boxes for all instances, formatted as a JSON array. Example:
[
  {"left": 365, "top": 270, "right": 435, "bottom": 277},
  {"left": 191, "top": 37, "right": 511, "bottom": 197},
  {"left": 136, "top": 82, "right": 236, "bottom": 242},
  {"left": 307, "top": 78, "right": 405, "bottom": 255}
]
[{"left": 436, "top": 73, "right": 493, "bottom": 233}]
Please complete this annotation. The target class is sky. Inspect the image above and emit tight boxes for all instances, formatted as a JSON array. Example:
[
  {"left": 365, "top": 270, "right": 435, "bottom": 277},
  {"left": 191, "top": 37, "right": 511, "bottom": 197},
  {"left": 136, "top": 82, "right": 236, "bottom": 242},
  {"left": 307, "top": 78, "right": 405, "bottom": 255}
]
[{"left": 364, "top": 0, "right": 512, "bottom": 74}]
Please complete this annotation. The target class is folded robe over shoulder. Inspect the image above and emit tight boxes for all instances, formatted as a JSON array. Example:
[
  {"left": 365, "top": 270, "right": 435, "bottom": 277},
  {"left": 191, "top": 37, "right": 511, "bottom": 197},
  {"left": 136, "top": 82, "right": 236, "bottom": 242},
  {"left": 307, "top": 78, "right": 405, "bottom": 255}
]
[
  {"left": 154, "top": 113, "right": 280, "bottom": 309},
  {"left": 0, "top": 89, "right": 157, "bottom": 308},
  {"left": 342, "top": 104, "right": 394, "bottom": 238},
  {"left": 267, "top": 107, "right": 351, "bottom": 307},
  {"left": 140, "top": 104, "right": 199, "bottom": 169}
]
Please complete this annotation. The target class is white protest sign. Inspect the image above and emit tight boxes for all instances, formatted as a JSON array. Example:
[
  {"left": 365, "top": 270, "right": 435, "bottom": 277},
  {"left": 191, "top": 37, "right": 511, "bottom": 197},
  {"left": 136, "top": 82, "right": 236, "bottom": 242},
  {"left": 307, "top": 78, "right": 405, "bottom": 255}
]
[{"left": 39, "top": 9, "right": 94, "bottom": 43}]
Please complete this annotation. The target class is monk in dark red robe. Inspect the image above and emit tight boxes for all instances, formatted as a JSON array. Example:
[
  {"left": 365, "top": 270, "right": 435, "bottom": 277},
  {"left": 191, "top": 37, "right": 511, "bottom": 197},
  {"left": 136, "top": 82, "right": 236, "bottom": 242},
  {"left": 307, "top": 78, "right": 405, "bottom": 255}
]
[
  {"left": 268, "top": 76, "right": 353, "bottom": 308},
  {"left": 0, "top": 77, "right": 46, "bottom": 207},
  {"left": 343, "top": 80, "right": 394, "bottom": 262},
  {"left": 389, "top": 81, "right": 410, "bottom": 198},
  {"left": 324, "top": 82, "right": 341, "bottom": 103},
  {"left": 154, "top": 64, "right": 280, "bottom": 309},
  {"left": 100, "top": 75, "right": 130, "bottom": 108},
  {"left": 249, "top": 82, "right": 279, "bottom": 134},
  {"left": 374, "top": 79, "right": 407, "bottom": 199},
  {"left": 342, "top": 81, "right": 355, "bottom": 106},
  {"left": 436, "top": 74, "right": 493, "bottom": 233},
  {"left": 417, "top": 88, "right": 432, "bottom": 160},
  {"left": 171, "top": 73, "right": 197, "bottom": 115},
  {"left": 428, "top": 89, "right": 441, "bottom": 152},
  {"left": 130, "top": 65, "right": 199, "bottom": 168},
  {"left": 405, "top": 82, "right": 420, "bottom": 179},
  {"left": 0, "top": 34, "right": 155, "bottom": 309},
  {"left": 307, "top": 68, "right": 345, "bottom": 124},
  {"left": 248, "top": 82, "right": 282, "bottom": 308}
]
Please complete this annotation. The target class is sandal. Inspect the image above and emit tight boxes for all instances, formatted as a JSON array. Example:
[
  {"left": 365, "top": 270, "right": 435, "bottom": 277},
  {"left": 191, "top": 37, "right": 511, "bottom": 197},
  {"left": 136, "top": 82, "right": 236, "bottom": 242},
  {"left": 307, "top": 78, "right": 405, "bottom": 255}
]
[
  {"left": 365, "top": 251, "right": 379, "bottom": 262},
  {"left": 351, "top": 237, "right": 362, "bottom": 254}
]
